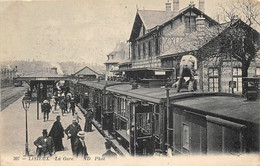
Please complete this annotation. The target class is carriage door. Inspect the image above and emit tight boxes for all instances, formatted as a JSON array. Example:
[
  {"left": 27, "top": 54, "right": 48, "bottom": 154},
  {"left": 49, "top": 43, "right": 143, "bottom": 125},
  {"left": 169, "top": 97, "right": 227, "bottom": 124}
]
[
  {"left": 135, "top": 103, "right": 153, "bottom": 155},
  {"left": 102, "top": 93, "right": 114, "bottom": 131}
]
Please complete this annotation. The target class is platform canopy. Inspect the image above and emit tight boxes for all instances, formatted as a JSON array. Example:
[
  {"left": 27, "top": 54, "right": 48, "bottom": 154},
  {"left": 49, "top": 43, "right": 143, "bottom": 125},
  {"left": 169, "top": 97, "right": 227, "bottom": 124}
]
[{"left": 16, "top": 71, "right": 68, "bottom": 81}]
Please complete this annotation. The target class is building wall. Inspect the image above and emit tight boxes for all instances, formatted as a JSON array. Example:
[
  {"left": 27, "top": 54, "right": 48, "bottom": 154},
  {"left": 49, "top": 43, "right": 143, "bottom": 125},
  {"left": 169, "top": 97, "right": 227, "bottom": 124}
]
[
  {"left": 105, "top": 63, "right": 118, "bottom": 80},
  {"left": 131, "top": 12, "right": 212, "bottom": 70},
  {"left": 201, "top": 53, "right": 260, "bottom": 94},
  {"left": 1, "top": 67, "right": 17, "bottom": 86},
  {"left": 164, "top": 51, "right": 260, "bottom": 94}
]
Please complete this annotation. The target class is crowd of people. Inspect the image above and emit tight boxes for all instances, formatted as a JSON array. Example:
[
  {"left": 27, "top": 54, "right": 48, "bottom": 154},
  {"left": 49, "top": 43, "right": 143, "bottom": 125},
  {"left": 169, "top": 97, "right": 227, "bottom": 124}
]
[
  {"left": 34, "top": 87, "right": 117, "bottom": 159},
  {"left": 40, "top": 89, "right": 79, "bottom": 122},
  {"left": 34, "top": 116, "right": 117, "bottom": 159}
]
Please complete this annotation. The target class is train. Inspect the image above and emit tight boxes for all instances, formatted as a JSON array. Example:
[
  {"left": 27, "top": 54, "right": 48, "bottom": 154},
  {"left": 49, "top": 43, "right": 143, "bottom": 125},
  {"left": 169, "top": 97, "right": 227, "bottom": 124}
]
[
  {"left": 13, "top": 78, "right": 23, "bottom": 87},
  {"left": 69, "top": 79, "right": 259, "bottom": 156}
]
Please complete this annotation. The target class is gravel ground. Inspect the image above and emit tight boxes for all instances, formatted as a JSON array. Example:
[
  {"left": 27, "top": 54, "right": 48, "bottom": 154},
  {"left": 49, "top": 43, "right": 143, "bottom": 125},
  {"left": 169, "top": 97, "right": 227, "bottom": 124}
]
[{"left": 1, "top": 85, "right": 28, "bottom": 111}]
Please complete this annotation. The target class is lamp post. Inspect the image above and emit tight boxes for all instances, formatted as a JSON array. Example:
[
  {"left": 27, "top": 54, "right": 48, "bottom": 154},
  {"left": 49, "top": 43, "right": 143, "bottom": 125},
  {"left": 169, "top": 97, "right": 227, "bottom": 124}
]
[
  {"left": 165, "top": 83, "right": 170, "bottom": 153},
  {"left": 22, "top": 95, "right": 31, "bottom": 156},
  {"left": 37, "top": 84, "right": 39, "bottom": 120},
  {"left": 161, "top": 83, "right": 171, "bottom": 155}
]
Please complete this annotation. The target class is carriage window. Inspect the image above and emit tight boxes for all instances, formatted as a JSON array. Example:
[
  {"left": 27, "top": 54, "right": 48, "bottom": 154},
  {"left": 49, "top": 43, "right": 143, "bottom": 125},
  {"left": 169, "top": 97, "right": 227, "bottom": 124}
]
[
  {"left": 114, "top": 97, "right": 129, "bottom": 137},
  {"left": 137, "top": 113, "right": 152, "bottom": 137},
  {"left": 120, "top": 98, "right": 126, "bottom": 117},
  {"left": 154, "top": 113, "right": 160, "bottom": 136},
  {"left": 182, "top": 123, "right": 190, "bottom": 150}
]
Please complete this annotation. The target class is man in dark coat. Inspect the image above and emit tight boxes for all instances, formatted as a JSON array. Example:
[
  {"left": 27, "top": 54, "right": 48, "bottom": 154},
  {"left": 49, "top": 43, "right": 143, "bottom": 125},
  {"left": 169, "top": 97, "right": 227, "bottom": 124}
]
[
  {"left": 70, "top": 98, "right": 76, "bottom": 116},
  {"left": 83, "top": 93, "right": 89, "bottom": 109},
  {"left": 65, "top": 119, "right": 82, "bottom": 155},
  {"left": 53, "top": 94, "right": 59, "bottom": 110},
  {"left": 84, "top": 109, "right": 93, "bottom": 132},
  {"left": 42, "top": 100, "right": 52, "bottom": 122},
  {"left": 102, "top": 141, "right": 117, "bottom": 158},
  {"left": 34, "top": 129, "right": 55, "bottom": 157},
  {"left": 49, "top": 116, "right": 64, "bottom": 152},
  {"left": 74, "top": 131, "right": 88, "bottom": 158},
  {"left": 75, "top": 94, "right": 80, "bottom": 104},
  {"left": 59, "top": 99, "right": 66, "bottom": 116}
]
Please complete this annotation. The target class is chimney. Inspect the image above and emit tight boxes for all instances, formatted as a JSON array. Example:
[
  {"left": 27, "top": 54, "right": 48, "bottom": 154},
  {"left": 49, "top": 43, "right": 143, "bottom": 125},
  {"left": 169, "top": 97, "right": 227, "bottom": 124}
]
[
  {"left": 196, "top": 15, "right": 206, "bottom": 32},
  {"left": 172, "top": 0, "right": 179, "bottom": 16},
  {"left": 50, "top": 67, "right": 58, "bottom": 74},
  {"left": 165, "top": 1, "right": 172, "bottom": 17},
  {"left": 231, "top": 15, "right": 240, "bottom": 23},
  {"left": 199, "top": 0, "right": 205, "bottom": 13}
]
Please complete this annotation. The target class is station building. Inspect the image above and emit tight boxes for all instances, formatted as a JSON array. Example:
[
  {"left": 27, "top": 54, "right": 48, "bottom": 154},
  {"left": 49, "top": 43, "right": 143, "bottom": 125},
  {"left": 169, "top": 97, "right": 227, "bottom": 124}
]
[{"left": 71, "top": 0, "right": 260, "bottom": 156}]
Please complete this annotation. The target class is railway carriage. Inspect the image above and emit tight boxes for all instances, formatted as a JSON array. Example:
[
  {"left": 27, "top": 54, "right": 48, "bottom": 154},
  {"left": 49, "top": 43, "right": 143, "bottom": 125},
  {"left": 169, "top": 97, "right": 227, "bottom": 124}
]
[
  {"left": 72, "top": 80, "right": 260, "bottom": 155},
  {"left": 168, "top": 96, "right": 259, "bottom": 154}
]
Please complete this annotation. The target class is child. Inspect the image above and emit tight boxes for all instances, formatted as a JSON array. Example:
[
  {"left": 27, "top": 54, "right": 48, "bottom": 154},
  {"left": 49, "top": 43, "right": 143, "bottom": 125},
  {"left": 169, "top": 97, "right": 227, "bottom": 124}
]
[{"left": 73, "top": 112, "right": 82, "bottom": 123}]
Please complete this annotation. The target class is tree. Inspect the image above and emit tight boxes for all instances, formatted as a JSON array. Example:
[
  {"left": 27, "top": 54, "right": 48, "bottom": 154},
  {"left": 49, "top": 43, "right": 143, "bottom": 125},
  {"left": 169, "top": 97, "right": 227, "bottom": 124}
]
[
  {"left": 196, "top": 20, "right": 260, "bottom": 94},
  {"left": 218, "top": 0, "right": 260, "bottom": 28}
]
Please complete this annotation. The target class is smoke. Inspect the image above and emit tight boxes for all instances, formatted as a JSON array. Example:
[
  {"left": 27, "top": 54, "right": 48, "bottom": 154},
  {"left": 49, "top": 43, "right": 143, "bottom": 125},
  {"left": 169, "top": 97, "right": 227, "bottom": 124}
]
[{"left": 50, "top": 62, "right": 64, "bottom": 75}]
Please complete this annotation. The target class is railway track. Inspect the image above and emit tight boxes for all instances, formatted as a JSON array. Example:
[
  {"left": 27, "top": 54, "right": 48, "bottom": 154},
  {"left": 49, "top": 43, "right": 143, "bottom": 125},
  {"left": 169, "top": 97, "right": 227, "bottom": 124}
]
[{"left": 1, "top": 86, "right": 28, "bottom": 111}]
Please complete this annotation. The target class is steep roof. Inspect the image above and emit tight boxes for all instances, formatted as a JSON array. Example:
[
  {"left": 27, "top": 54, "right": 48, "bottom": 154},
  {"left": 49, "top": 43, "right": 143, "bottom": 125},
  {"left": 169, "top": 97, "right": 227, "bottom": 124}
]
[
  {"left": 160, "top": 22, "right": 231, "bottom": 57},
  {"left": 104, "top": 42, "right": 129, "bottom": 64},
  {"left": 138, "top": 10, "right": 170, "bottom": 30},
  {"left": 159, "top": 19, "right": 260, "bottom": 58},
  {"left": 74, "top": 66, "right": 100, "bottom": 76},
  {"left": 129, "top": 5, "right": 219, "bottom": 41}
]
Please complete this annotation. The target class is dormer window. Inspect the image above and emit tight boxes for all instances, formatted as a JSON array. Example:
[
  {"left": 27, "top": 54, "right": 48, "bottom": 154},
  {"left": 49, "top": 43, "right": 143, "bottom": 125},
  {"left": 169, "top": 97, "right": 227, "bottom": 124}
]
[{"left": 185, "top": 16, "right": 196, "bottom": 33}]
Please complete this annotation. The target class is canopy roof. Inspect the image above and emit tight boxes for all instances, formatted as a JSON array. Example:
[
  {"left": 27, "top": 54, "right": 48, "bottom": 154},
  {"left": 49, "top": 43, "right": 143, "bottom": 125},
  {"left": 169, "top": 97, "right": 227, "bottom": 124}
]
[
  {"left": 173, "top": 96, "right": 260, "bottom": 125},
  {"left": 17, "top": 71, "right": 67, "bottom": 81}
]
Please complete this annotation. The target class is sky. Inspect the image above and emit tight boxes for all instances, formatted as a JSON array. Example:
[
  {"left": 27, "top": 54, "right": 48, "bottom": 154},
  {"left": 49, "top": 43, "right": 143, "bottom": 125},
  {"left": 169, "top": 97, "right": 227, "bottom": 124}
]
[{"left": 0, "top": 0, "right": 258, "bottom": 65}]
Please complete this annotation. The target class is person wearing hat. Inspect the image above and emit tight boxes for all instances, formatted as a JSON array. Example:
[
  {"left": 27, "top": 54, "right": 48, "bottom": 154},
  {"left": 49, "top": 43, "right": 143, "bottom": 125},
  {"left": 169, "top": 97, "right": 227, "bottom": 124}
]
[
  {"left": 42, "top": 100, "right": 52, "bottom": 122},
  {"left": 83, "top": 93, "right": 89, "bottom": 109},
  {"left": 50, "top": 96, "right": 55, "bottom": 113},
  {"left": 65, "top": 118, "right": 82, "bottom": 155},
  {"left": 73, "top": 112, "right": 82, "bottom": 123},
  {"left": 34, "top": 129, "right": 55, "bottom": 157},
  {"left": 102, "top": 141, "right": 117, "bottom": 158},
  {"left": 74, "top": 131, "right": 88, "bottom": 158},
  {"left": 59, "top": 98, "right": 66, "bottom": 116},
  {"left": 70, "top": 97, "right": 76, "bottom": 116},
  {"left": 49, "top": 116, "right": 64, "bottom": 151}
]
